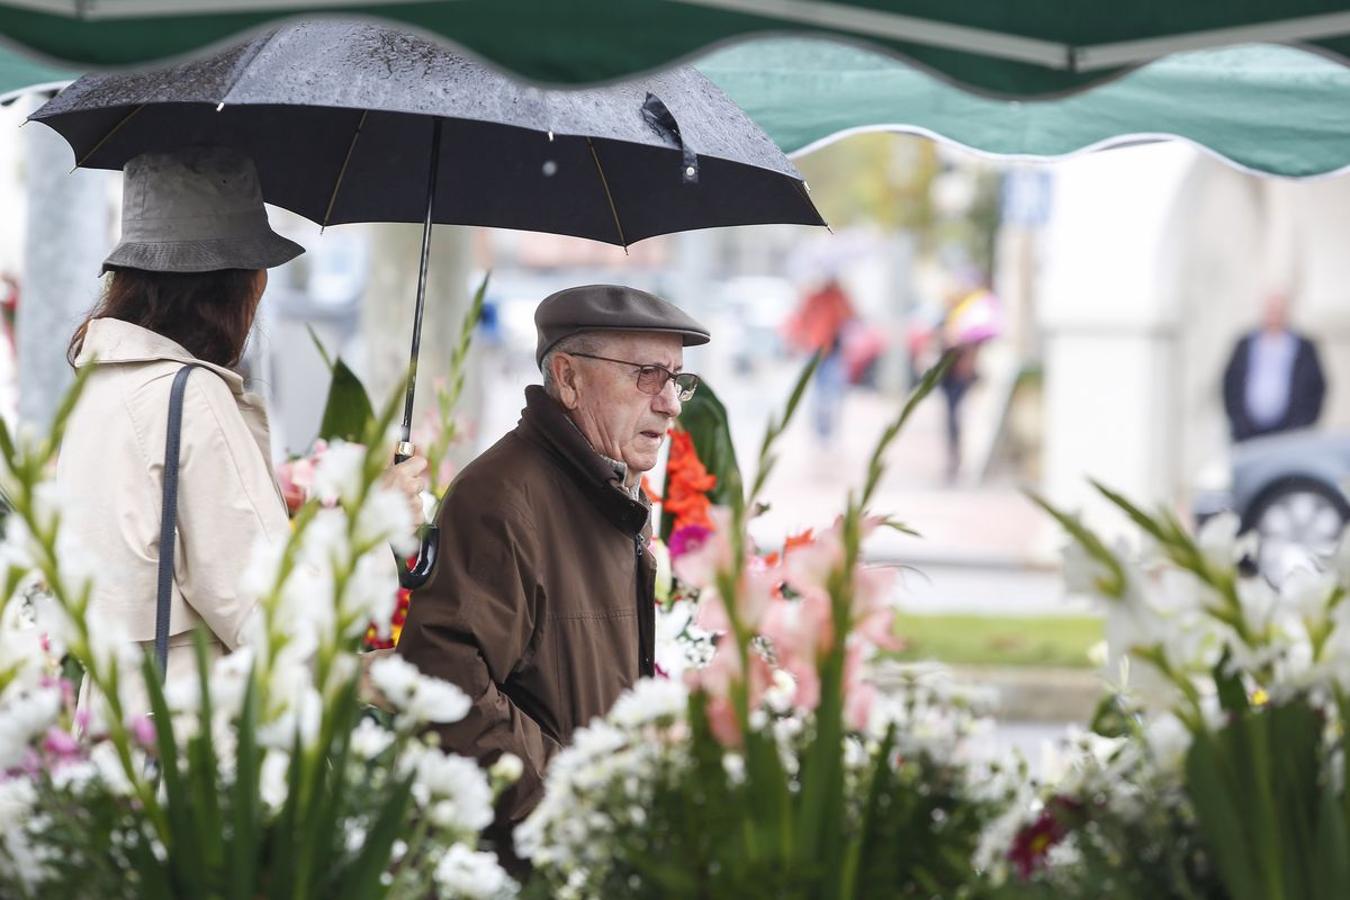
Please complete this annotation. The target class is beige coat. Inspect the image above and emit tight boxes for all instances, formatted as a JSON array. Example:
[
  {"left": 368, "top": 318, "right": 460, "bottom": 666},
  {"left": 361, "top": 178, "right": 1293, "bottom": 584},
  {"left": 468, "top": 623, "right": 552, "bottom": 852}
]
[{"left": 58, "top": 318, "right": 291, "bottom": 713}]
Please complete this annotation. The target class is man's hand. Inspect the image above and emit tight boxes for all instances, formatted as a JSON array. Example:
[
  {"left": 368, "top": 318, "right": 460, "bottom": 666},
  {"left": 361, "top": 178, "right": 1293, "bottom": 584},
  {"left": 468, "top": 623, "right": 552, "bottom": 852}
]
[{"left": 384, "top": 453, "right": 429, "bottom": 528}]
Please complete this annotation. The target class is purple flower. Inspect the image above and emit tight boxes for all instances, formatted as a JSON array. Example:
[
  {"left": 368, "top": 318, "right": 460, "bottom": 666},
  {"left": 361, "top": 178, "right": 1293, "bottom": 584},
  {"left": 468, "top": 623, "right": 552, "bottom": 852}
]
[
  {"left": 668, "top": 524, "right": 712, "bottom": 560},
  {"left": 42, "top": 727, "right": 81, "bottom": 760},
  {"left": 129, "top": 715, "right": 157, "bottom": 750}
]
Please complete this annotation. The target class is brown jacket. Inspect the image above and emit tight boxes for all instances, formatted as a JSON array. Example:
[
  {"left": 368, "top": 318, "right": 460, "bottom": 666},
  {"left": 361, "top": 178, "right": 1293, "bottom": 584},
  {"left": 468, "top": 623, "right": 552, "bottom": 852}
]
[{"left": 397, "top": 386, "right": 657, "bottom": 823}]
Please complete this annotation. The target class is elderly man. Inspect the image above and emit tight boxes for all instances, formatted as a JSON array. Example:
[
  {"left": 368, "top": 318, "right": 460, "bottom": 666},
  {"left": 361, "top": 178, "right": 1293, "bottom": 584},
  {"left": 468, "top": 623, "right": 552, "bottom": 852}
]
[{"left": 397, "top": 283, "right": 708, "bottom": 825}]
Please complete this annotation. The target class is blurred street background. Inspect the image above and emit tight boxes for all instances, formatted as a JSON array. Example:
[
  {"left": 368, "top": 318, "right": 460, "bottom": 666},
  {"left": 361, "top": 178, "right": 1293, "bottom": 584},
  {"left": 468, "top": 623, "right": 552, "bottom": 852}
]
[{"left": 6, "top": 69, "right": 1350, "bottom": 761}]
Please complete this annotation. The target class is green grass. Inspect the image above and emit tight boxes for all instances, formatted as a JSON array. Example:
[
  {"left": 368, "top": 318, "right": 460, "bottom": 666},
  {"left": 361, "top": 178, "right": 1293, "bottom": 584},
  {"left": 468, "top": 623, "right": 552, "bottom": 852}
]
[{"left": 891, "top": 613, "right": 1103, "bottom": 669}]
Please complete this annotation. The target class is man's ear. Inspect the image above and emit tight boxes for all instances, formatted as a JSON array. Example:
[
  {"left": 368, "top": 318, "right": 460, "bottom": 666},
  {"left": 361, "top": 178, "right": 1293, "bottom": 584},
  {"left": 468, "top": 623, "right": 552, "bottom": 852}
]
[{"left": 552, "top": 354, "right": 581, "bottom": 409}]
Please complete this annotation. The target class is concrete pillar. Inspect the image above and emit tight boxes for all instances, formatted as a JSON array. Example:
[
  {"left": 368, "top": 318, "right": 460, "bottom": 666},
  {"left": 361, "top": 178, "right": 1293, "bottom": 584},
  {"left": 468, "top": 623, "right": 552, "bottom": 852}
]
[
  {"left": 358, "top": 222, "right": 478, "bottom": 463},
  {"left": 1037, "top": 143, "right": 1198, "bottom": 532},
  {"left": 19, "top": 104, "right": 114, "bottom": 428}
]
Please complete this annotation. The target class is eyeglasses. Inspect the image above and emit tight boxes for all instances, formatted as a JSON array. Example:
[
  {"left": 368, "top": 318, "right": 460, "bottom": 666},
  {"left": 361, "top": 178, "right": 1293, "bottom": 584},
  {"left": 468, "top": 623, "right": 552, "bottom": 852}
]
[{"left": 567, "top": 352, "right": 700, "bottom": 402}]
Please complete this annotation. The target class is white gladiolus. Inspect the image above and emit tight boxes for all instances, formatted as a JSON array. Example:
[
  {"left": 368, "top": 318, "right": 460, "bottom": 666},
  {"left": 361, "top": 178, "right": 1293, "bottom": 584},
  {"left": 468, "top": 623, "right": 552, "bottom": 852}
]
[
  {"left": 607, "top": 677, "right": 688, "bottom": 730},
  {"left": 0, "top": 681, "right": 62, "bottom": 771},
  {"left": 433, "top": 843, "right": 513, "bottom": 899},
  {"left": 342, "top": 553, "right": 400, "bottom": 636},
  {"left": 650, "top": 538, "right": 673, "bottom": 604},
  {"left": 411, "top": 751, "right": 494, "bottom": 833},
  {"left": 1196, "top": 511, "right": 1244, "bottom": 572},
  {"left": 403, "top": 675, "right": 472, "bottom": 725},
  {"left": 489, "top": 752, "right": 523, "bottom": 784},
  {"left": 350, "top": 717, "right": 394, "bottom": 760},
  {"left": 0, "top": 777, "right": 44, "bottom": 890},
  {"left": 260, "top": 750, "right": 290, "bottom": 812},
  {"left": 368, "top": 654, "right": 421, "bottom": 708},
  {"left": 355, "top": 486, "right": 417, "bottom": 556},
  {"left": 310, "top": 440, "right": 367, "bottom": 507}
]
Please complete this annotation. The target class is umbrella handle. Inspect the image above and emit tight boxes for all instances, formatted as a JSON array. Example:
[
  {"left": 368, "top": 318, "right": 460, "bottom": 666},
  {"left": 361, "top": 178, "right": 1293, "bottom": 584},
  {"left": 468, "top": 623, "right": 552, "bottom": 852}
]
[
  {"left": 396, "top": 524, "right": 440, "bottom": 591},
  {"left": 393, "top": 440, "right": 438, "bottom": 590}
]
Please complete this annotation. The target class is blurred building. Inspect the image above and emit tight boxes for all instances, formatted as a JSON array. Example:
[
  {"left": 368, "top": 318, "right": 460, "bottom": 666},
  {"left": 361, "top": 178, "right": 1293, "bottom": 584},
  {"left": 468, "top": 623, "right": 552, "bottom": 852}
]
[{"left": 1036, "top": 141, "right": 1350, "bottom": 532}]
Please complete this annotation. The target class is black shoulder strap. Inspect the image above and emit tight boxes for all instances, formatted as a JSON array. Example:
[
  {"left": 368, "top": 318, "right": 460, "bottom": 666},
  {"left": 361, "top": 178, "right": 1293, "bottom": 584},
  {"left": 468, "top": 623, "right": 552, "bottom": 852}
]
[{"left": 155, "top": 364, "right": 199, "bottom": 677}]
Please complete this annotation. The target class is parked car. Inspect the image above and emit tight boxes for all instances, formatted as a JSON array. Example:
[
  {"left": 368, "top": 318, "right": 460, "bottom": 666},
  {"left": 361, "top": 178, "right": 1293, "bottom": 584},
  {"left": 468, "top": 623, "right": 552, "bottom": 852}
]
[{"left": 1193, "top": 429, "right": 1350, "bottom": 583}]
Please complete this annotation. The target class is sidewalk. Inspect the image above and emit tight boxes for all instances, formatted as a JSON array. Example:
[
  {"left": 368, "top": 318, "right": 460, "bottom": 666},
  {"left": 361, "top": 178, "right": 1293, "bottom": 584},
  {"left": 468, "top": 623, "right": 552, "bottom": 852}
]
[{"left": 737, "top": 371, "right": 1059, "bottom": 571}]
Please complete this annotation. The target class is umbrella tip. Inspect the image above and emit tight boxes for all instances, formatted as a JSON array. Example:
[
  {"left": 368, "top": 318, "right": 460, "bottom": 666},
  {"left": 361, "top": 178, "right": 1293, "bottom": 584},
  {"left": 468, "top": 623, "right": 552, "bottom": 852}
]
[{"left": 216, "top": 102, "right": 225, "bottom": 112}]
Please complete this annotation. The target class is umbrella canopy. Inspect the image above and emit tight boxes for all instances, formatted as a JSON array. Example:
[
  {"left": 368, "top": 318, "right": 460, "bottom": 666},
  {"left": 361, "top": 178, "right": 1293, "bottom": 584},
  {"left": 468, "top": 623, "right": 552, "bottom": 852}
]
[
  {"left": 700, "top": 39, "right": 1350, "bottom": 178},
  {"left": 7, "top": 0, "right": 1350, "bottom": 97},
  {"left": 29, "top": 21, "right": 822, "bottom": 246}
]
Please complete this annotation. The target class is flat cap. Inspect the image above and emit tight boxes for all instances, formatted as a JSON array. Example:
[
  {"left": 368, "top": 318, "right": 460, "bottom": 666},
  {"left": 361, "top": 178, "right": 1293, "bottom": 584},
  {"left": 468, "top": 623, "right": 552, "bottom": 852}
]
[{"left": 535, "top": 284, "right": 710, "bottom": 368}]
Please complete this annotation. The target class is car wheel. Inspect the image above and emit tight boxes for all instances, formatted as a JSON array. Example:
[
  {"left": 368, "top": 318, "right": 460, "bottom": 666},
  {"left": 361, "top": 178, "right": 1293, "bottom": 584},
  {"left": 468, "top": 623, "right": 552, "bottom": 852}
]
[{"left": 1244, "top": 477, "right": 1350, "bottom": 584}]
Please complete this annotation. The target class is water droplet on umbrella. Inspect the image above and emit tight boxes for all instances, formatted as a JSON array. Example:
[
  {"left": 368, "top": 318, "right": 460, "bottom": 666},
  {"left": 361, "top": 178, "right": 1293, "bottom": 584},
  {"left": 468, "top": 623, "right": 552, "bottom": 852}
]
[{"left": 542, "top": 160, "right": 558, "bottom": 177}]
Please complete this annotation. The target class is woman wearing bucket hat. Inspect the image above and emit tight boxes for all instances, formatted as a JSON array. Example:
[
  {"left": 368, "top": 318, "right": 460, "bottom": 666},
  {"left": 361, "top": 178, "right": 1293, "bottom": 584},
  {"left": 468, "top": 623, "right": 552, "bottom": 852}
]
[{"left": 56, "top": 146, "right": 427, "bottom": 718}]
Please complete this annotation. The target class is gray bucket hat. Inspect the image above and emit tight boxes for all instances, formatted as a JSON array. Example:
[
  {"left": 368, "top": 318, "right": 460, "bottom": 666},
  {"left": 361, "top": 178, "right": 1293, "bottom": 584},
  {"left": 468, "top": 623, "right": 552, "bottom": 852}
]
[{"left": 102, "top": 147, "right": 304, "bottom": 274}]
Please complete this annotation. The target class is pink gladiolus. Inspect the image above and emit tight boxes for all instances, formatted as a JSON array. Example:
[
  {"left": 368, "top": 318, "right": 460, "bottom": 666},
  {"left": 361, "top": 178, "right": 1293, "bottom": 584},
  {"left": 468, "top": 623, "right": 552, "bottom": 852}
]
[
  {"left": 129, "top": 714, "right": 157, "bottom": 750},
  {"left": 671, "top": 507, "right": 735, "bottom": 589},
  {"left": 276, "top": 440, "right": 328, "bottom": 515},
  {"left": 703, "top": 693, "right": 743, "bottom": 747},
  {"left": 42, "top": 727, "right": 81, "bottom": 760},
  {"left": 852, "top": 566, "right": 902, "bottom": 651},
  {"left": 842, "top": 641, "right": 877, "bottom": 732},
  {"left": 783, "top": 526, "right": 845, "bottom": 595},
  {"left": 684, "top": 636, "right": 771, "bottom": 747},
  {"left": 694, "top": 589, "right": 731, "bottom": 634},
  {"left": 693, "top": 565, "right": 778, "bottom": 635},
  {"left": 761, "top": 589, "right": 833, "bottom": 713}
]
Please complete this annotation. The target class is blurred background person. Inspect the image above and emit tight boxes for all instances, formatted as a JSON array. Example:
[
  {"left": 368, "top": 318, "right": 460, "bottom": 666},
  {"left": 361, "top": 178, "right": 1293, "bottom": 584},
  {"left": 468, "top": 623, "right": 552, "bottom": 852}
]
[
  {"left": 1222, "top": 291, "right": 1326, "bottom": 443},
  {"left": 935, "top": 274, "right": 1001, "bottom": 482},
  {"left": 785, "top": 275, "right": 857, "bottom": 446}
]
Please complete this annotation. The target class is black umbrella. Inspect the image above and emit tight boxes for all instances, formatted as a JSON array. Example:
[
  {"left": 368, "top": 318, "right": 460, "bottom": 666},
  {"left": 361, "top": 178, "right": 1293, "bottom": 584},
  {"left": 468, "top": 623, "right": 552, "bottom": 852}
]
[{"left": 30, "top": 21, "right": 826, "bottom": 585}]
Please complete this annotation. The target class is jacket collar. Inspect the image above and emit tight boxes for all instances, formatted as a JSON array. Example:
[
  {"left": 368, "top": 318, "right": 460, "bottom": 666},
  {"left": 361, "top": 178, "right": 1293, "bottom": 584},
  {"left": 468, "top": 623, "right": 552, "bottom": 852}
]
[
  {"left": 517, "top": 385, "right": 651, "bottom": 536},
  {"left": 74, "top": 318, "right": 246, "bottom": 395}
]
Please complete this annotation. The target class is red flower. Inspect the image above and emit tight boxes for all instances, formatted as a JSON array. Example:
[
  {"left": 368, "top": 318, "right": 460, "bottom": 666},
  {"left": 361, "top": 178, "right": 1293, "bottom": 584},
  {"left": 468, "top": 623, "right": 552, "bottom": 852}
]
[
  {"left": 662, "top": 428, "right": 716, "bottom": 532},
  {"left": 1008, "top": 796, "right": 1080, "bottom": 879}
]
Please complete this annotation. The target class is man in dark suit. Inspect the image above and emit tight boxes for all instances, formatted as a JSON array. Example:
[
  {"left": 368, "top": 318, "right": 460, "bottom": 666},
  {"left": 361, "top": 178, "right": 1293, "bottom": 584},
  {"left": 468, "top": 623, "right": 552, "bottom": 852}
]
[{"left": 1222, "top": 292, "right": 1327, "bottom": 442}]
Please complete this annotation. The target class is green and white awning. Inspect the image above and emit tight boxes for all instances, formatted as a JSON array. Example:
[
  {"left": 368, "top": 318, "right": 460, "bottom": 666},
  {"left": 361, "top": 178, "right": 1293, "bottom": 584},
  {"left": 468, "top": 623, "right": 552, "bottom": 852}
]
[
  {"left": 6, "top": 0, "right": 1350, "bottom": 95},
  {"left": 6, "top": 2, "right": 1350, "bottom": 177}
]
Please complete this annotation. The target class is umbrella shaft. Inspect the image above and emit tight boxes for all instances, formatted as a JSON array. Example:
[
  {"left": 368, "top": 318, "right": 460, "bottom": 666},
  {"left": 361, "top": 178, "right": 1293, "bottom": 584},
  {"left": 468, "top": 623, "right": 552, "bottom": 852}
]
[{"left": 400, "top": 117, "right": 444, "bottom": 456}]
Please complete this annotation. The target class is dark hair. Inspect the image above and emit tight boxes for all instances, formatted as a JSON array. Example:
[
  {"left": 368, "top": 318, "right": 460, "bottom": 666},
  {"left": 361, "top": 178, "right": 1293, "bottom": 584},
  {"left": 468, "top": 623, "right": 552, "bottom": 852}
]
[{"left": 68, "top": 267, "right": 261, "bottom": 368}]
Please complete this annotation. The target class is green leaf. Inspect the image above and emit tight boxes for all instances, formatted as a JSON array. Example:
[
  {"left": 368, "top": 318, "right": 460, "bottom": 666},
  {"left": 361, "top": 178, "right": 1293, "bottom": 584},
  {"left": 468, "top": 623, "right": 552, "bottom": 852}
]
[
  {"left": 141, "top": 650, "right": 203, "bottom": 895},
  {"left": 317, "top": 357, "right": 377, "bottom": 444},
  {"left": 1025, "top": 490, "right": 1129, "bottom": 599},
  {"left": 335, "top": 770, "right": 416, "bottom": 900},
  {"left": 664, "top": 380, "right": 742, "bottom": 541},
  {"left": 225, "top": 661, "right": 263, "bottom": 900},
  {"left": 860, "top": 352, "right": 950, "bottom": 510},
  {"left": 307, "top": 324, "right": 335, "bottom": 372},
  {"left": 1186, "top": 728, "right": 1266, "bottom": 900},
  {"left": 749, "top": 353, "right": 820, "bottom": 507},
  {"left": 1313, "top": 791, "right": 1350, "bottom": 900},
  {"left": 877, "top": 517, "right": 921, "bottom": 538},
  {"left": 1212, "top": 649, "right": 1249, "bottom": 716}
]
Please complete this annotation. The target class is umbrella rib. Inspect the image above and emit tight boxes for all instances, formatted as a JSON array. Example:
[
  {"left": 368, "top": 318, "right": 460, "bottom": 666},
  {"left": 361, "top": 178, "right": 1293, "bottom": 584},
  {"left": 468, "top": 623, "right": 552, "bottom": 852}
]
[
  {"left": 74, "top": 103, "right": 144, "bottom": 170},
  {"left": 586, "top": 138, "right": 629, "bottom": 251},
  {"left": 793, "top": 180, "right": 831, "bottom": 233},
  {"left": 322, "top": 109, "right": 370, "bottom": 230}
]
